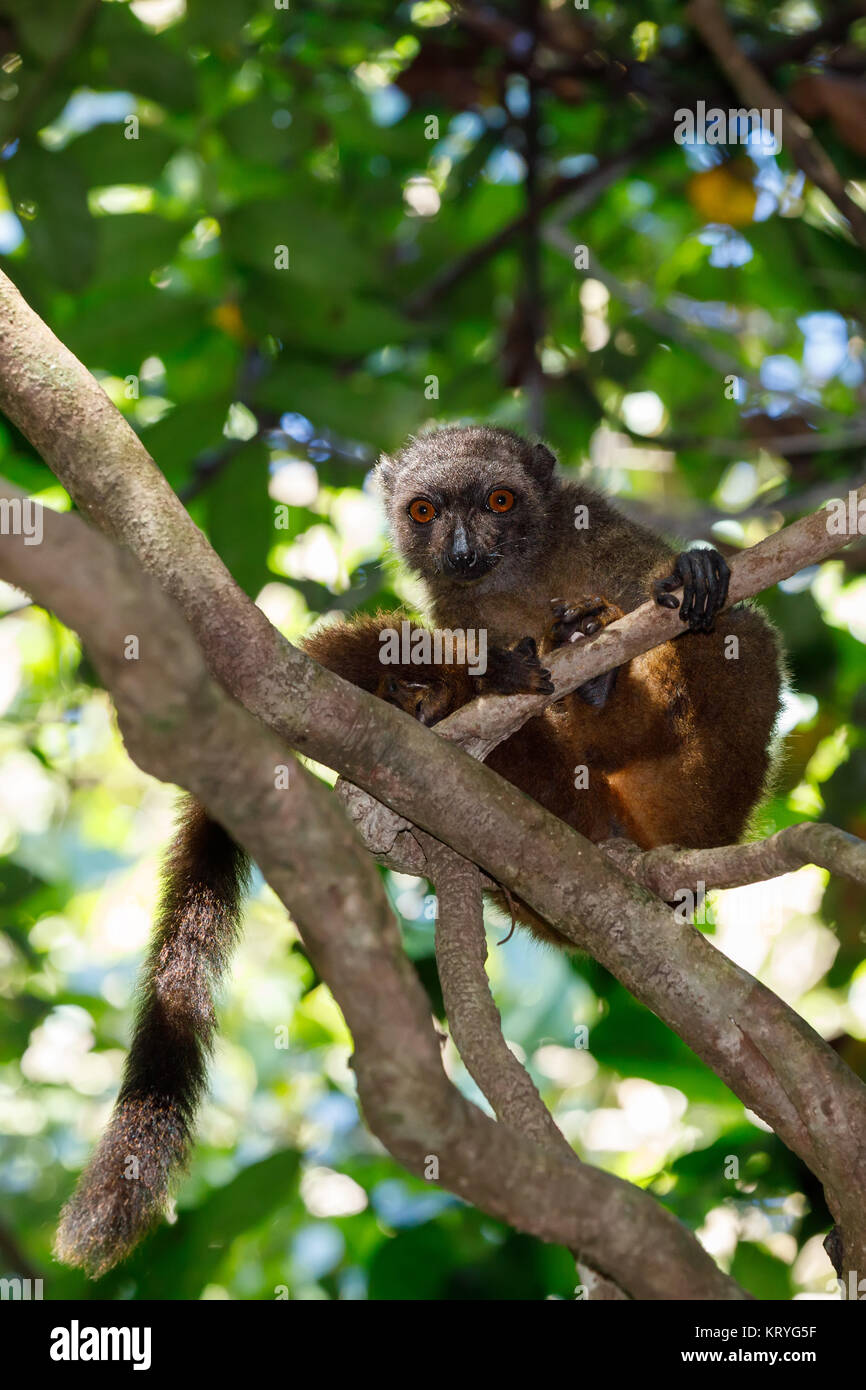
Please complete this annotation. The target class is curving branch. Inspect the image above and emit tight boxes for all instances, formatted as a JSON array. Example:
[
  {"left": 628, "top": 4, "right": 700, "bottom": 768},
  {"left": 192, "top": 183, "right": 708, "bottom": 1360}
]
[
  {"left": 426, "top": 834, "right": 629, "bottom": 1299},
  {"left": 0, "top": 488, "right": 746, "bottom": 1300},
  {"left": 2, "top": 266, "right": 866, "bottom": 1282},
  {"left": 428, "top": 842, "right": 558, "bottom": 1144}
]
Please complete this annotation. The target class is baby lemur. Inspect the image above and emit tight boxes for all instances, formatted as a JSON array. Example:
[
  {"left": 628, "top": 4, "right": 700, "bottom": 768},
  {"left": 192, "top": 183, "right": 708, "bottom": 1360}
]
[{"left": 55, "top": 425, "right": 782, "bottom": 1277}]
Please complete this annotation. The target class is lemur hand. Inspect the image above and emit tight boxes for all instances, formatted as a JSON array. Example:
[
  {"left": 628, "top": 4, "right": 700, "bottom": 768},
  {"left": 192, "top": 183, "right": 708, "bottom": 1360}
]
[
  {"left": 543, "top": 596, "right": 624, "bottom": 708},
  {"left": 476, "top": 636, "right": 554, "bottom": 697},
  {"left": 653, "top": 548, "right": 730, "bottom": 634},
  {"left": 375, "top": 637, "right": 553, "bottom": 727}
]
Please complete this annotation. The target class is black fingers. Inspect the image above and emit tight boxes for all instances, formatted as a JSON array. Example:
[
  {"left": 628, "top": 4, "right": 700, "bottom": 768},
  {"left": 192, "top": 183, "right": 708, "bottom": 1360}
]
[
  {"left": 513, "top": 635, "right": 539, "bottom": 660},
  {"left": 549, "top": 595, "right": 614, "bottom": 646},
  {"left": 680, "top": 551, "right": 708, "bottom": 629},
  {"left": 654, "top": 548, "right": 730, "bottom": 633}
]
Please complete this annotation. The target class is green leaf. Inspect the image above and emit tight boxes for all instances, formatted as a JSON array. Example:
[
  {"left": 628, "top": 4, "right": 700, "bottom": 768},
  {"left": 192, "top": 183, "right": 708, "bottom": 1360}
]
[
  {"left": 140, "top": 395, "right": 233, "bottom": 482},
  {"left": 6, "top": 146, "right": 97, "bottom": 291},
  {"left": 730, "top": 1242, "right": 793, "bottom": 1301},
  {"left": 204, "top": 441, "right": 273, "bottom": 597},
  {"left": 86, "top": 3, "right": 197, "bottom": 112},
  {"left": 68, "top": 122, "right": 177, "bottom": 186},
  {"left": 110, "top": 1150, "right": 302, "bottom": 1299}
]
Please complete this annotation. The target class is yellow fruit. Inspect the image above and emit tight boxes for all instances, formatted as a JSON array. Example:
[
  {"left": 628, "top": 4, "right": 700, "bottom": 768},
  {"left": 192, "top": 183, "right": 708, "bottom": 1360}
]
[{"left": 688, "top": 163, "right": 757, "bottom": 227}]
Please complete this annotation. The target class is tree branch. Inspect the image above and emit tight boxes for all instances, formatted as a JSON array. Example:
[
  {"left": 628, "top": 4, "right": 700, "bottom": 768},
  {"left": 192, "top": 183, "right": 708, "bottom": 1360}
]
[
  {"left": 543, "top": 232, "right": 785, "bottom": 404},
  {"left": 426, "top": 835, "right": 629, "bottom": 1298},
  {"left": 600, "top": 823, "right": 866, "bottom": 898},
  {"left": 434, "top": 476, "right": 866, "bottom": 759},
  {"left": 405, "top": 128, "right": 664, "bottom": 317},
  {"left": 426, "top": 837, "right": 570, "bottom": 1152},
  {"left": 0, "top": 492, "right": 745, "bottom": 1300},
  {"left": 2, "top": 268, "right": 865, "bottom": 1275}
]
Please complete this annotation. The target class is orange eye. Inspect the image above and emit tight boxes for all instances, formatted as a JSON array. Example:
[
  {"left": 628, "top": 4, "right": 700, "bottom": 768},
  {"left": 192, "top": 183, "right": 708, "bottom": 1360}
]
[
  {"left": 488, "top": 488, "right": 515, "bottom": 513},
  {"left": 408, "top": 498, "right": 436, "bottom": 524}
]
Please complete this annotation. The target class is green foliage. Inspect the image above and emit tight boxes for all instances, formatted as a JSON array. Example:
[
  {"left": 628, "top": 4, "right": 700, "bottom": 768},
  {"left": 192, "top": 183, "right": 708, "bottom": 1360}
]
[{"left": 1, "top": 0, "right": 865, "bottom": 1302}]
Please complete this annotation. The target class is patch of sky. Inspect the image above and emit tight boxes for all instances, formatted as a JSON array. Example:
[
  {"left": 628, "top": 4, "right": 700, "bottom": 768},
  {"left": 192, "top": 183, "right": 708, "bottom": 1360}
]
[
  {"left": 372, "top": 1179, "right": 457, "bottom": 1228},
  {"left": 368, "top": 84, "right": 410, "bottom": 127},
  {"left": 0, "top": 210, "right": 24, "bottom": 252},
  {"left": 504, "top": 74, "right": 530, "bottom": 118},
  {"left": 484, "top": 145, "right": 526, "bottom": 184},
  {"left": 698, "top": 225, "right": 753, "bottom": 267},
  {"left": 279, "top": 411, "right": 315, "bottom": 443},
  {"left": 798, "top": 311, "right": 857, "bottom": 385},
  {"left": 292, "top": 1223, "right": 345, "bottom": 1280},
  {"left": 43, "top": 89, "right": 136, "bottom": 148},
  {"left": 557, "top": 152, "right": 598, "bottom": 178}
]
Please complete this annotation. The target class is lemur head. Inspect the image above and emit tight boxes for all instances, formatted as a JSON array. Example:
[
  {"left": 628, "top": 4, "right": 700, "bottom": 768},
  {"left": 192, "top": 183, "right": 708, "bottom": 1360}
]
[{"left": 376, "top": 426, "right": 559, "bottom": 590}]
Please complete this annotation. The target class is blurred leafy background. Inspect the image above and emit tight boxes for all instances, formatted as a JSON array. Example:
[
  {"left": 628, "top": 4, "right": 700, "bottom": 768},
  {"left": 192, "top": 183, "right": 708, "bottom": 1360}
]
[{"left": 1, "top": 0, "right": 865, "bottom": 1300}]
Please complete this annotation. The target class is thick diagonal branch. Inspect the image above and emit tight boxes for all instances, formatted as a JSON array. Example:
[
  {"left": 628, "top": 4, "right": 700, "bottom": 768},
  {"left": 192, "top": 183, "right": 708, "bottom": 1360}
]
[
  {"left": 1, "top": 270, "right": 865, "bottom": 1270},
  {"left": 0, "top": 497, "right": 745, "bottom": 1300}
]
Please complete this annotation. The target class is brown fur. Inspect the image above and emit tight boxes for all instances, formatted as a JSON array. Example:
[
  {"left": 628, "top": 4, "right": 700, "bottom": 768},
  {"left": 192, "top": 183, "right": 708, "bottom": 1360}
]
[
  {"left": 54, "top": 801, "right": 249, "bottom": 1276},
  {"left": 310, "top": 425, "right": 783, "bottom": 943},
  {"left": 55, "top": 425, "right": 782, "bottom": 1275}
]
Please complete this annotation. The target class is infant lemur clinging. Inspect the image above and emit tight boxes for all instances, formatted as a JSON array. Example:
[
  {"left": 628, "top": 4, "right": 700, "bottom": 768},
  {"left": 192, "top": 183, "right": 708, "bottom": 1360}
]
[{"left": 55, "top": 424, "right": 782, "bottom": 1278}]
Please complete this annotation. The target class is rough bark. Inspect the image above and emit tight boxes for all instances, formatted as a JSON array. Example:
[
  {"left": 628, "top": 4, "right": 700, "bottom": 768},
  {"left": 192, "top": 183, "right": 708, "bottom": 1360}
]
[
  {"left": 2, "top": 266, "right": 866, "bottom": 1286},
  {"left": 0, "top": 496, "right": 745, "bottom": 1300}
]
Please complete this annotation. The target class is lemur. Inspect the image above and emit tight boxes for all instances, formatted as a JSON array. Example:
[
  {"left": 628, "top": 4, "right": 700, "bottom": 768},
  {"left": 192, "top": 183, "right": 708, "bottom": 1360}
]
[{"left": 55, "top": 425, "right": 782, "bottom": 1276}]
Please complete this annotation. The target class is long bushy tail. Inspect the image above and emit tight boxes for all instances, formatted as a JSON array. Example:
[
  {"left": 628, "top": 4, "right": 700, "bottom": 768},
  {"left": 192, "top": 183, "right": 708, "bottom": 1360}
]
[{"left": 54, "top": 798, "right": 250, "bottom": 1278}]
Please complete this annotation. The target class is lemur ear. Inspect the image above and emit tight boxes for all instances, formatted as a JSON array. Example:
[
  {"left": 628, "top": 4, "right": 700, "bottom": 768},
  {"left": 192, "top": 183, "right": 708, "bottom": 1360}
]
[
  {"left": 375, "top": 452, "right": 397, "bottom": 495},
  {"left": 527, "top": 442, "right": 557, "bottom": 484}
]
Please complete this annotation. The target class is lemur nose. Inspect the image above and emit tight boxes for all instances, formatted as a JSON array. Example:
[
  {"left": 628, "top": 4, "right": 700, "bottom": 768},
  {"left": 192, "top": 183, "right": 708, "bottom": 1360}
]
[
  {"left": 447, "top": 522, "right": 477, "bottom": 572},
  {"left": 448, "top": 551, "right": 477, "bottom": 572}
]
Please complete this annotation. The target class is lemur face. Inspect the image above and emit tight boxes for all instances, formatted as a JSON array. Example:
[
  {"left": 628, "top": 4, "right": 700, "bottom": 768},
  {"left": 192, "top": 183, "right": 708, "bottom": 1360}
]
[{"left": 377, "top": 426, "right": 557, "bottom": 588}]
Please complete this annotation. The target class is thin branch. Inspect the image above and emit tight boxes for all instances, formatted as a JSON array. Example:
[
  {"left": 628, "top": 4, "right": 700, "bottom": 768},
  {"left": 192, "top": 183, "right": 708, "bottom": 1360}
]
[
  {"left": 434, "top": 478, "right": 866, "bottom": 759},
  {"left": 688, "top": 0, "right": 866, "bottom": 253},
  {"left": 600, "top": 822, "right": 866, "bottom": 898},
  {"left": 603, "top": 419, "right": 866, "bottom": 462},
  {"left": 425, "top": 834, "right": 629, "bottom": 1299},
  {"left": 426, "top": 836, "right": 571, "bottom": 1152},
  {"left": 519, "top": 0, "right": 544, "bottom": 435},
  {"left": 545, "top": 232, "right": 778, "bottom": 403},
  {"left": 757, "top": 3, "right": 866, "bottom": 71},
  {"left": 412, "top": 0, "right": 866, "bottom": 323},
  {"left": 406, "top": 129, "right": 663, "bottom": 317}
]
